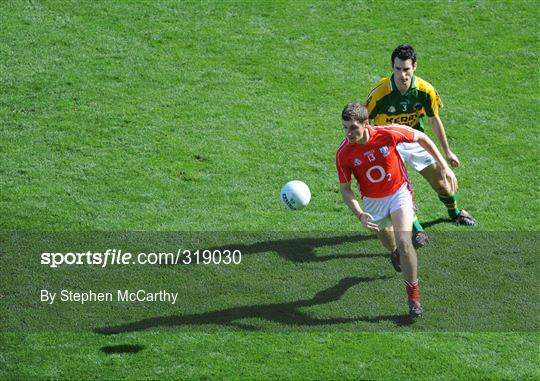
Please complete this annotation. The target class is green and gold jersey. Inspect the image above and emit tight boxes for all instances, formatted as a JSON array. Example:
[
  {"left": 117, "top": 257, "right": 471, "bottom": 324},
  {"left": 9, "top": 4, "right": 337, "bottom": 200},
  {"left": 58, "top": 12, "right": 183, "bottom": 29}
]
[{"left": 366, "top": 75, "right": 443, "bottom": 132}]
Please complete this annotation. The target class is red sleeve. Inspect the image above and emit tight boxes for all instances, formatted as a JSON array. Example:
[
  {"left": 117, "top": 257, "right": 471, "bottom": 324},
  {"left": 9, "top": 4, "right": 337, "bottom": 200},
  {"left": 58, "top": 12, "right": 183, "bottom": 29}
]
[
  {"left": 384, "top": 125, "right": 416, "bottom": 144},
  {"left": 336, "top": 148, "right": 351, "bottom": 183}
]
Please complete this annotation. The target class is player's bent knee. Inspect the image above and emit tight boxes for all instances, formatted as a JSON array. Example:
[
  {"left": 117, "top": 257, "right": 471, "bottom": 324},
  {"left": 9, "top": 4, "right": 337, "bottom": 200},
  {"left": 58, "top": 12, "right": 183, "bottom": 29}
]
[{"left": 396, "top": 237, "right": 414, "bottom": 253}]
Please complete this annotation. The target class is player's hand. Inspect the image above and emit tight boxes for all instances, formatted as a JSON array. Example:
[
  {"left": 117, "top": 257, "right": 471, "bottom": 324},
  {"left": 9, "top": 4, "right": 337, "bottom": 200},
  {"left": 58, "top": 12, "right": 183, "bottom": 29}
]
[
  {"left": 441, "top": 167, "right": 459, "bottom": 193},
  {"left": 445, "top": 151, "right": 461, "bottom": 168},
  {"left": 359, "top": 212, "right": 379, "bottom": 232}
]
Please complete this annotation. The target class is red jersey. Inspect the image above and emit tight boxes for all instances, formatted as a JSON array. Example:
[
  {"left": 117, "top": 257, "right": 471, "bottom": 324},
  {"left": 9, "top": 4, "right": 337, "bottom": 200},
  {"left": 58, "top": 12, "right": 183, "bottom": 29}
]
[{"left": 336, "top": 125, "right": 415, "bottom": 198}]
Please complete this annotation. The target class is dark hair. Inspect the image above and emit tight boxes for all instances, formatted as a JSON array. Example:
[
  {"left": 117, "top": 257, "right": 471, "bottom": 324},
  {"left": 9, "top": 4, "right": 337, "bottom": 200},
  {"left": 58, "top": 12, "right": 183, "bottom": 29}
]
[
  {"left": 391, "top": 44, "right": 416, "bottom": 66},
  {"left": 341, "top": 102, "right": 368, "bottom": 122}
]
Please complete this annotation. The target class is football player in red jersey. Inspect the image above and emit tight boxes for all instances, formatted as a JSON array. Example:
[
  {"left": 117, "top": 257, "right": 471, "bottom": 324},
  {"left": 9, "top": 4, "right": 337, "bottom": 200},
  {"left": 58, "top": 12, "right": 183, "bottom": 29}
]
[{"left": 336, "top": 102, "right": 457, "bottom": 317}]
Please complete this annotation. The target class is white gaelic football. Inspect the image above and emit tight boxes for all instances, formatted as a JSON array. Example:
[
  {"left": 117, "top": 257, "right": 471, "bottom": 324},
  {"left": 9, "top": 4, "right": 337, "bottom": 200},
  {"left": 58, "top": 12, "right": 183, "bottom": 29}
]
[{"left": 280, "top": 180, "right": 311, "bottom": 210}]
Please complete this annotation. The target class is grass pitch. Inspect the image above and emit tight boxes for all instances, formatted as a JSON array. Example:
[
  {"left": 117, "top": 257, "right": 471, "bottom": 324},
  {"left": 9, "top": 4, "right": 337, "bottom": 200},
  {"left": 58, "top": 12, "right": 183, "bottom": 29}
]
[{"left": 1, "top": 1, "right": 539, "bottom": 380}]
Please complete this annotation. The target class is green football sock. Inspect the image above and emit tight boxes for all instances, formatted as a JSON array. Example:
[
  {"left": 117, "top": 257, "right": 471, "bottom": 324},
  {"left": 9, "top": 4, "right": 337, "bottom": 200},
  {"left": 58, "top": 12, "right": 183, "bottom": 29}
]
[
  {"left": 438, "top": 193, "right": 460, "bottom": 219},
  {"left": 412, "top": 214, "right": 424, "bottom": 232}
]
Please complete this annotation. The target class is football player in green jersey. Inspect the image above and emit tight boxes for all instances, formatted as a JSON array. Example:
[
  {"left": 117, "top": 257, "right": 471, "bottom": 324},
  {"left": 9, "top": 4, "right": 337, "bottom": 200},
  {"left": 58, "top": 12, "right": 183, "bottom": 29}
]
[{"left": 366, "top": 44, "right": 477, "bottom": 247}]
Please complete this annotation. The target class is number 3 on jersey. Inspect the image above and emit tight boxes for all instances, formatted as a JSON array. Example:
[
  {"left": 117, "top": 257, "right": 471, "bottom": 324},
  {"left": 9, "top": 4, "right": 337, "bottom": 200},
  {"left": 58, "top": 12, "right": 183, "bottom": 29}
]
[{"left": 366, "top": 165, "right": 392, "bottom": 183}]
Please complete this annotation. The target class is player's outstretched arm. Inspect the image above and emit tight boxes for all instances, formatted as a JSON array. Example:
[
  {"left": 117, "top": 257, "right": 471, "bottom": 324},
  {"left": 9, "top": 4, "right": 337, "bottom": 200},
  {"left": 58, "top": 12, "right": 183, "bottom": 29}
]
[
  {"left": 428, "top": 116, "right": 460, "bottom": 168},
  {"left": 414, "top": 131, "right": 458, "bottom": 193},
  {"left": 339, "top": 183, "right": 379, "bottom": 232}
]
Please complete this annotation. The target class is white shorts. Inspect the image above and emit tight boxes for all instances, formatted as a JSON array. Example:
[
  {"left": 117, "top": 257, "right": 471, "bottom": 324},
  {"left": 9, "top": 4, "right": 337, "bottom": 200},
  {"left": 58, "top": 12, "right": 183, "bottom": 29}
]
[
  {"left": 397, "top": 142, "right": 436, "bottom": 172},
  {"left": 362, "top": 183, "right": 414, "bottom": 229}
]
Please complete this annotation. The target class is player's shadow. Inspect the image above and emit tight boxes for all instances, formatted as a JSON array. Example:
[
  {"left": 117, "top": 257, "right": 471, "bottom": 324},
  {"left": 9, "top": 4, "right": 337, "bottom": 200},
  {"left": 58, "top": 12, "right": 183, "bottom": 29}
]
[
  {"left": 179, "top": 233, "right": 379, "bottom": 264},
  {"left": 94, "top": 276, "right": 414, "bottom": 335},
  {"left": 100, "top": 344, "right": 144, "bottom": 354},
  {"left": 421, "top": 217, "right": 449, "bottom": 229}
]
